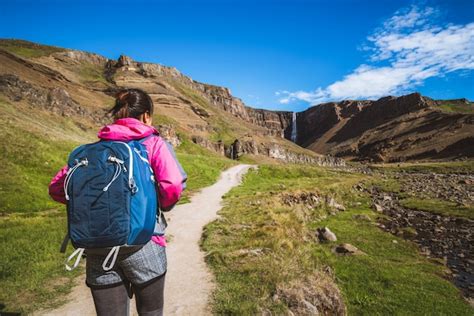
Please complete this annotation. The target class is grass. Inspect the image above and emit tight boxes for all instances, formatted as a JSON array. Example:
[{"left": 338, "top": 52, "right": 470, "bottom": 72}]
[
  {"left": 201, "top": 164, "right": 472, "bottom": 315},
  {"left": 0, "top": 39, "right": 65, "bottom": 58},
  {"left": 77, "top": 63, "right": 108, "bottom": 86},
  {"left": 0, "top": 99, "right": 84, "bottom": 313},
  {"left": 400, "top": 197, "right": 474, "bottom": 219},
  {"left": 370, "top": 160, "right": 474, "bottom": 174},
  {"left": 0, "top": 210, "right": 82, "bottom": 314},
  {"left": 0, "top": 112, "right": 78, "bottom": 214},
  {"left": 437, "top": 102, "right": 474, "bottom": 114},
  {"left": 153, "top": 113, "right": 179, "bottom": 126}
]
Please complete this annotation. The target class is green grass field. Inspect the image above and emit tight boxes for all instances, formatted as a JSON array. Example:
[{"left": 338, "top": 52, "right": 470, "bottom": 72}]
[
  {"left": 370, "top": 160, "right": 474, "bottom": 174},
  {"left": 201, "top": 164, "right": 472, "bottom": 315}
]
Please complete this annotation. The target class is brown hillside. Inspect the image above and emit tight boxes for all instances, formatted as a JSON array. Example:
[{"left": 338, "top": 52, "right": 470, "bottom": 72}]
[
  {"left": 0, "top": 39, "right": 342, "bottom": 166},
  {"left": 294, "top": 93, "right": 474, "bottom": 162}
]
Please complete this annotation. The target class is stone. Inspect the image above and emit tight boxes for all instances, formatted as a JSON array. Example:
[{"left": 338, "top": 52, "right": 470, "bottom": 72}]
[
  {"left": 301, "top": 300, "right": 319, "bottom": 314},
  {"left": 332, "top": 243, "right": 365, "bottom": 256},
  {"left": 372, "top": 203, "right": 384, "bottom": 213},
  {"left": 317, "top": 227, "right": 337, "bottom": 242},
  {"left": 326, "top": 196, "right": 346, "bottom": 211}
]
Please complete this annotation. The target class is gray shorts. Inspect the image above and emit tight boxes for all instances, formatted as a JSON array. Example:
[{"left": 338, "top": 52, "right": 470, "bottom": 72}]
[{"left": 85, "top": 240, "right": 167, "bottom": 288}]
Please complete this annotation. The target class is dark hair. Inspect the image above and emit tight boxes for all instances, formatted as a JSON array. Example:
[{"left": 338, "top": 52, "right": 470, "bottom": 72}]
[{"left": 109, "top": 88, "right": 154, "bottom": 119}]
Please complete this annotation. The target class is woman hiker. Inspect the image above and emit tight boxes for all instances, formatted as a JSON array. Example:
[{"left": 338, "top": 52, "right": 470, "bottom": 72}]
[{"left": 48, "top": 88, "right": 187, "bottom": 316}]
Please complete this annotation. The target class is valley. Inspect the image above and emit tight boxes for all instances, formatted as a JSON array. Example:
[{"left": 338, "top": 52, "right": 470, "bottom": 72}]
[{"left": 0, "top": 39, "right": 472, "bottom": 314}]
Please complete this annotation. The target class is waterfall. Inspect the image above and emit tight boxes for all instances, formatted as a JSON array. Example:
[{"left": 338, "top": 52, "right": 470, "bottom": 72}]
[{"left": 291, "top": 112, "right": 297, "bottom": 142}]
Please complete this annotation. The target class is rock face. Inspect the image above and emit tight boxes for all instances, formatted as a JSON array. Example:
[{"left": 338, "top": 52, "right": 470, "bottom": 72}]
[
  {"left": 293, "top": 93, "right": 474, "bottom": 161},
  {"left": 0, "top": 74, "right": 107, "bottom": 123},
  {"left": 246, "top": 107, "right": 293, "bottom": 138}
]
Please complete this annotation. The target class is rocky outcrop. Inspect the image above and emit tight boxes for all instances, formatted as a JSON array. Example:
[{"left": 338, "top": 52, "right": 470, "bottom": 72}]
[
  {"left": 158, "top": 124, "right": 181, "bottom": 147},
  {"left": 246, "top": 107, "right": 293, "bottom": 138},
  {"left": 105, "top": 55, "right": 294, "bottom": 138},
  {"left": 0, "top": 74, "right": 107, "bottom": 123},
  {"left": 191, "top": 135, "right": 346, "bottom": 166},
  {"left": 53, "top": 50, "right": 108, "bottom": 66},
  {"left": 192, "top": 136, "right": 225, "bottom": 155}
]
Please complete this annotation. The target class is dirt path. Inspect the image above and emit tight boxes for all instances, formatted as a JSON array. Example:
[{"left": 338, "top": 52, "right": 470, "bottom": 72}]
[{"left": 37, "top": 164, "right": 253, "bottom": 316}]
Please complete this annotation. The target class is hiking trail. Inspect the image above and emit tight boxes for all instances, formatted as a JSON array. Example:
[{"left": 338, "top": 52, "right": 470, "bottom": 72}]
[{"left": 36, "top": 164, "right": 254, "bottom": 316}]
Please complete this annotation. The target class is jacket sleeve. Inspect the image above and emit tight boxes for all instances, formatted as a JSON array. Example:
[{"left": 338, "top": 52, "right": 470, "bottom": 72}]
[
  {"left": 48, "top": 165, "right": 69, "bottom": 204},
  {"left": 149, "top": 137, "right": 187, "bottom": 210}
]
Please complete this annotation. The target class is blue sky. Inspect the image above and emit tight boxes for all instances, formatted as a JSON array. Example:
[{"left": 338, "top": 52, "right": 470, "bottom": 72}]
[{"left": 1, "top": 0, "right": 473, "bottom": 112}]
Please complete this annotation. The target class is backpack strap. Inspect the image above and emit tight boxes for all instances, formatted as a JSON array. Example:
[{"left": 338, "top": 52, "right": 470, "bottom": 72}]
[
  {"left": 65, "top": 248, "right": 85, "bottom": 271},
  {"left": 102, "top": 246, "right": 121, "bottom": 271},
  {"left": 59, "top": 232, "right": 69, "bottom": 253}
]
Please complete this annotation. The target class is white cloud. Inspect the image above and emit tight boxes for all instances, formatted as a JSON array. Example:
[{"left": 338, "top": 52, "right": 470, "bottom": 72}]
[{"left": 279, "top": 5, "right": 474, "bottom": 105}]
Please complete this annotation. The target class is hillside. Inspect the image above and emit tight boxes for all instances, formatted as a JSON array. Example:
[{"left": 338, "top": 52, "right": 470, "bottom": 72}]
[
  {"left": 293, "top": 93, "right": 474, "bottom": 162},
  {"left": 0, "top": 39, "right": 343, "bottom": 167}
]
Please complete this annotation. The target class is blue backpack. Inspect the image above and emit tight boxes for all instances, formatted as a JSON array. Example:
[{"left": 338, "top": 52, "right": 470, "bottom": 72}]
[{"left": 61, "top": 136, "right": 158, "bottom": 271}]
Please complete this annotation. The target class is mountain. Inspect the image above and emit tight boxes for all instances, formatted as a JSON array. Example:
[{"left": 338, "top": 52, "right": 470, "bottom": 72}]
[
  {"left": 0, "top": 39, "right": 472, "bottom": 165},
  {"left": 0, "top": 39, "right": 342, "bottom": 166},
  {"left": 292, "top": 94, "right": 474, "bottom": 162}
]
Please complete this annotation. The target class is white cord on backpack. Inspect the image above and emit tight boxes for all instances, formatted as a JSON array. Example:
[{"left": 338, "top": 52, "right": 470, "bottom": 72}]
[
  {"left": 64, "top": 159, "right": 88, "bottom": 201},
  {"left": 102, "top": 246, "right": 120, "bottom": 271},
  {"left": 65, "top": 248, "right": 85, "bottom": 271}
]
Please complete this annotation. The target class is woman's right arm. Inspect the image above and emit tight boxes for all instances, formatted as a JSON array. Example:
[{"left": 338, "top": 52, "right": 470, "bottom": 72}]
[{"left": 48, "top": 165, "right": 68, "bottom": 204}]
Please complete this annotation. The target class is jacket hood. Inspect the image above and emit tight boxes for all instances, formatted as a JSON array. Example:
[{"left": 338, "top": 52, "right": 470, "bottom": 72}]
[{"left": 98, "top": 118, "right": 159, "bottom": 141}]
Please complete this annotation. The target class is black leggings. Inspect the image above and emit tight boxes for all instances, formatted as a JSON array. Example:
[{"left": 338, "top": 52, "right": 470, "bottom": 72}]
[{"left": 90, "top": 273, "right": 165, "bottom": 316}]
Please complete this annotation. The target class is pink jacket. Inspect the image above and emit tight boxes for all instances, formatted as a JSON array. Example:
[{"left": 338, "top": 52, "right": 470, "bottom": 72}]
[{"left": 48, "top": 118, "right": 187, "bottom": 211}]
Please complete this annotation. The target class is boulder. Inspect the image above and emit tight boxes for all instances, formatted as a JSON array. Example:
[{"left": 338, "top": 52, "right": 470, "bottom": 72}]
[
  {"left": 332, "top": 243, "right": 366, "bottom": 256},
  {"left": 316, "top": 227, "right": 337, "bottom": 242}
]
